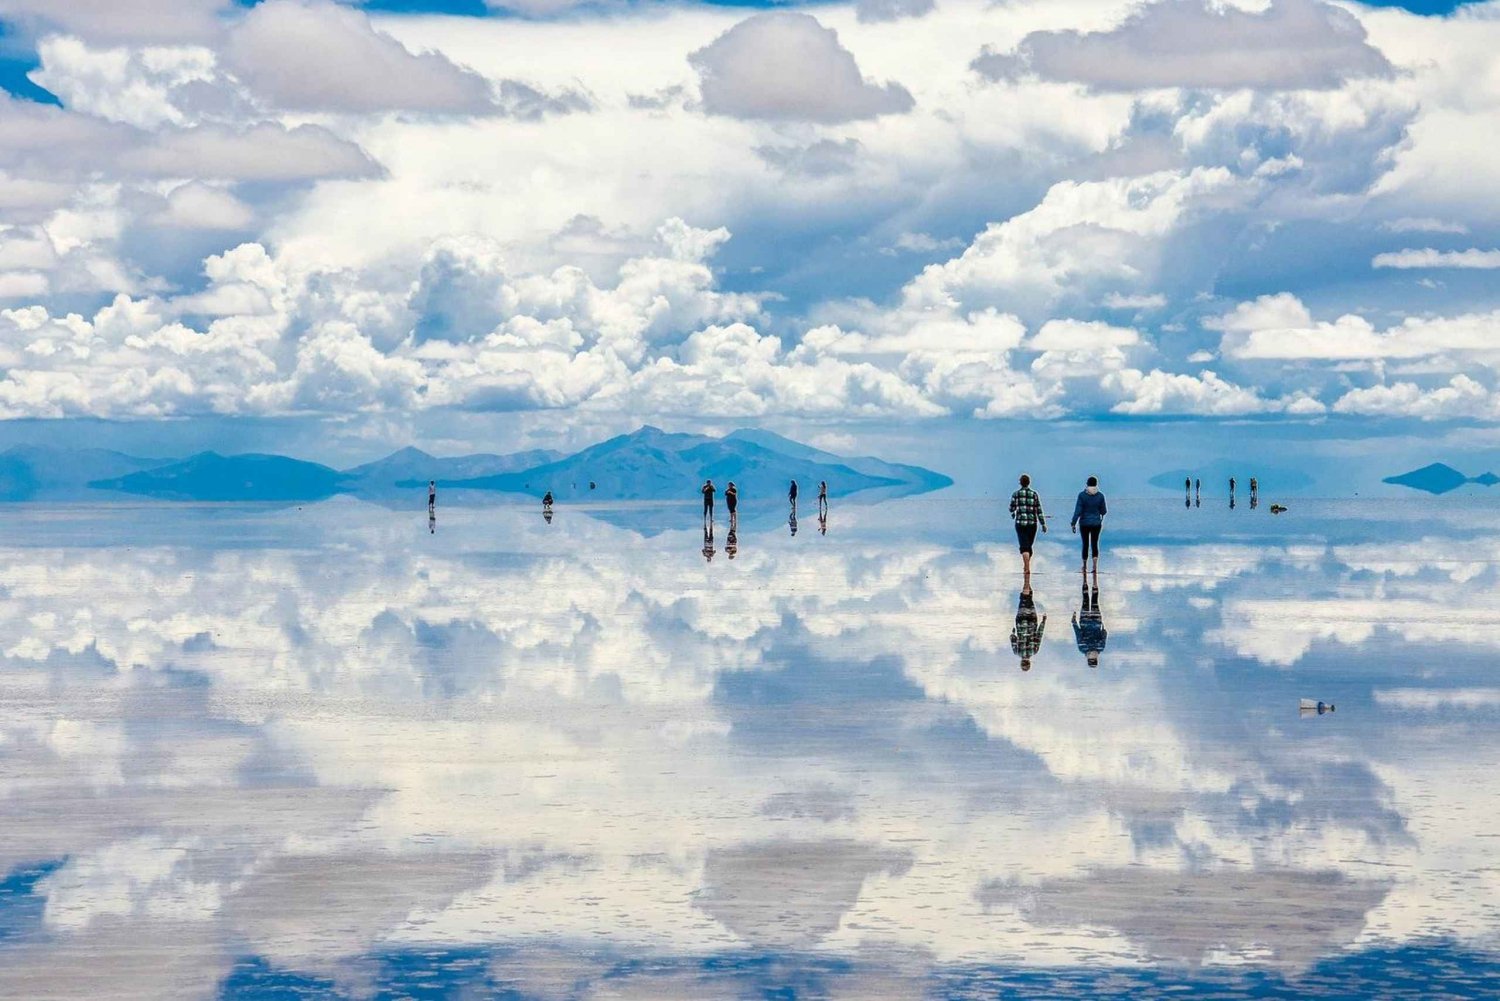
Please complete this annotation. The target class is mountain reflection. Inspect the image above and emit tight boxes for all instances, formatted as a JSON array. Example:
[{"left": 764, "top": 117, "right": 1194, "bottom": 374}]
[{"left": 0, "top": 499, "right": 1496, "bottom": 999}]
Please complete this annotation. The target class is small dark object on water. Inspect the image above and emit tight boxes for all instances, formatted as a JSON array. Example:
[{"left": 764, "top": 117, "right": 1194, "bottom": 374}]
[
  {"left": 1270, "top": 504, "right": 1287, "bottom": 514},
  {"left": 590, "top": 481, "right": 596, "bottom": 490}
]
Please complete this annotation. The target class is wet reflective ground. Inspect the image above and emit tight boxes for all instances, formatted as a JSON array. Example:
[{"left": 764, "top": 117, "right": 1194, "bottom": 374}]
[{"left": 1, "top": 496, "right": 1498, "bottom": 999}]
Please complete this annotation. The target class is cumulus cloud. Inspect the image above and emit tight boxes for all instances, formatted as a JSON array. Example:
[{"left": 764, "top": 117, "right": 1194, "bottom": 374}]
[
  {"left": 689, "top": 13, "right": 914, "bottom": 123},
  {"left": 902, "top": 168, "right": 1245, "bottom": 319},
  {"left": 120, "top": 123, "right": 381, "bottom": 181},
  {"left": 1332, "top": 375, "right": 1497, "bottom": 420},
  {"left": 972, "top": 0, "right": 1393, "bottom": 92},
  {"left": 855, "top": 0, "right": 936, "bottom": 25},
  {"left": 0, "top": 0, "right": 229, "bottom": 44},
  {"left": 1213, "top": 293, "right": 1500, "bottom": 364},
  {"left": 1102, "top": 368, "right": 1322, "bottom": 416},
  {"left": 223, "top": 1, "right": 496, "bottom": 114},
  {"left": 1372, "top": 248, "right": 1500, "bottom": 269}
]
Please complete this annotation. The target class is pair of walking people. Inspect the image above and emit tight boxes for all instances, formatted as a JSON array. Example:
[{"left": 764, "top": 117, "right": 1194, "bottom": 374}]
[{"left": 1008, "top": 474, "right": 1108, "bottom": 572}]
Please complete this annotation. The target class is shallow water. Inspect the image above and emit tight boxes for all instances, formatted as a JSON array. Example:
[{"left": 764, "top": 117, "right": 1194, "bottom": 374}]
[{"left": 1, "top": 496, "right": 1498, "bottom": 999}]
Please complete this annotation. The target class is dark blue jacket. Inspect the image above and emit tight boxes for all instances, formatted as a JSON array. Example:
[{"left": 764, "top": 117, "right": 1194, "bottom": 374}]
[{"left": 1071, "top": 490, "right": 1107, "bottom": 528}]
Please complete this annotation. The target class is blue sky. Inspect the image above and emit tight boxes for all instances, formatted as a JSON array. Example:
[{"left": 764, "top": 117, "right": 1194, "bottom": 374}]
[{"left": 0, "top": 0, "right": 1496, "bottom": 457}]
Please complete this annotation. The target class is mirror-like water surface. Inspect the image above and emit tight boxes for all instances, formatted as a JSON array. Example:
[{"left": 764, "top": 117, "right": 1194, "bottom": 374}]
[{"left": 2, "top": 497, "right": 1498, "bottom": 999}]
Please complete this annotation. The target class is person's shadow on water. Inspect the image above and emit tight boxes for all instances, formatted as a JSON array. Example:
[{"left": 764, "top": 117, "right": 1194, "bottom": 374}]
[
  {"left": 1011, "top": 580, "right": 1046, "bottom": 672},
  {"left": 1073, "top": 573, "right": 1107, "bottom": 669}
]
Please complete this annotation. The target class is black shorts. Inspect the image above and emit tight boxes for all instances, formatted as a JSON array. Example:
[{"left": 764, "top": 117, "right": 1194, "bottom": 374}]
[{"left": 1016, "top": 523, "right": 1038, "bottom": 554}]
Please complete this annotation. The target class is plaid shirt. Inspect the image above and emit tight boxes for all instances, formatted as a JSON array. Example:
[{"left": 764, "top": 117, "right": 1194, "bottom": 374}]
[
  {"left": 1011, "top": 610, "right": 1046, "bottom": 659},
  {"left": 1009, "top": 486, "right": 1046, "bottom": 527}
]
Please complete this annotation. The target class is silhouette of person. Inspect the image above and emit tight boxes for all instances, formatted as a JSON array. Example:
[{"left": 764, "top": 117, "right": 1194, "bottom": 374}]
[
  {"left": 702, "top": 524, "right": 716, "bottom": 562},
  {"left": 1073, "top": 576, "right": 1107, "bottom": 668},
  {"left": 1230, "top": 492, "right": 1236, "bottom": 510},
  {"left": 542, "top": 490, "right": 553, "bottom": 513},
  {"left": 726, "top": 528, "right": 738, "bottom": 560},
  {"left": 1008, "top": 473, "right": 1048, "bottom": 573},
  {"left": 788, "top": 479, "right": 798, "bottom": 513},
  {"left": 1070, "top": 475, "right": 1107, "bottom": 574},
  {"left": 789, "top": 510, "right": 798, "bottom": 536},
  {"left": 702, "top": 479, "right": 716, "bottom": 522},
  {"left": 428, "top": 480, "right": 436, "bottom": 512},
  {"left": 1229, "top": 476, "right": 1236, "bottom": 496},
  {"left": 1194, "top": 478, "right": 1201, "bottom": 508},
  {"left": 725, "top": 481, "right": 738, "bottom": 525},
  {"left": 1184, "top": 476, "right": 1191, "bottom": 495},
  {"left": 818, "top": 480, "right": 828, "bottom": 516},
  {"left": 1011, "top": 582, "right": 1046, "bottom": 671}
]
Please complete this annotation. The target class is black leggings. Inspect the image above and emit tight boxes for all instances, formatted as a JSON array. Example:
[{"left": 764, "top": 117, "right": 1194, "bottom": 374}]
[{"left": 1079, "top": 525, "right": 1101, "bottom": 560}]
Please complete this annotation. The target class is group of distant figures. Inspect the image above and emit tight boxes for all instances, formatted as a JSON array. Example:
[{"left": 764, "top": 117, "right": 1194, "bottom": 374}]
[
  {"left": 1184, "top": 476, "right": 1261, "bottom": 509},
  {"left": 698, "top": 478, "right": 829, "bottom": 560}
]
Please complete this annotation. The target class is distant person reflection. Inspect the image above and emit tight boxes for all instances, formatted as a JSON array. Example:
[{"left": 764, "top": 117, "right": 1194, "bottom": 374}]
[
  {"left": 543, "top": 509, "right": 553, "bottom": 524},
  {"left": 1073, "top": 574, "right": 1107, "bottom": 668},
  {"left": 789, "top": 510, "right": 798, "bottom": 536},
  {"left": 1011, "top": 580, "right": 1046, "bottom": 672},
  {"left": 1194, "top": 478, "right": 1201, "bottom": 508},
  {"left": 818, "top": 511, "right": 827, "bottom": 535},
  {"left": 702, "top": 523, "right": 716, "bottom": 562},
  {"left": 726, "top": 528, "right": 738, "bottom": 560},
  {"left": 428, "top": 509, "right": 436, "bottom": 534}
]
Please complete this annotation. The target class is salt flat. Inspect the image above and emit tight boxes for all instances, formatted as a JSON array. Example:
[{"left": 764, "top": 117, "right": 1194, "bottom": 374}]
[{"left": 1, "top": 495, "right": 1497, "bottom": 999}]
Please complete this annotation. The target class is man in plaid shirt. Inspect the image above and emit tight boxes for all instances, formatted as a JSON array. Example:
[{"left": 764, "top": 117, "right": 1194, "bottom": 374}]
[{"left": 1008, "top": 473, "right": 1048, "bottom": 573}]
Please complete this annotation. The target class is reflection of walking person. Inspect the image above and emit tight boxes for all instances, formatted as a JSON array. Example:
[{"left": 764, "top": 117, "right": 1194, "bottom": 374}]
[
  {"left": 702, "top": 479, "right": 715, "bottom": 521},
  {"left": 1011, "top": 584, "right": 1046, "bottom": 672},
  {"left": 1008, "top": 474, "right": 1047, "bottom": 573},
  {"left": 1073, "top": 577, "right": 1106, "bottom": 668},
  {"left": 1070, "top": 476, "right": 1107, "bottom": 573}
]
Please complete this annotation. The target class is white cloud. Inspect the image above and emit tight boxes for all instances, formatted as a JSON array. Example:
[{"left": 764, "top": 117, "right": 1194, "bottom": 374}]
[
  {"left": 1102, "top": 368, "right": 1318, "bottom": 416},
  {"left": 1372, "top": 248, "right": 1500, "bottom": 270},
  {"left": 1102, "top": 292, "right": 1166, "bottom": 310},
  {"left": 689, "top": 13, "right": 914, "bottom": 123},
  {"left": 0, "top": 0, "right": 229, "bottom": 44},
  {"left": 1027, "top": 319, "right": 1140, "bottom": 352},
  {"left": 224, "top": 1, "right": 496, "bottom": 114},
  {"left": 1374, "top": 688, "right": 1500, "bottom": 711},
  {"left": 1215, "top": 293, "right": 1500, "bottom": 364},
  {"left": 973, "top": 0, "right": 1392, "bottom": 92},
  {"left": 120, "top": 123, "right": 381, "bottom": 181},
  {"left": 1332, "top": 375, "right": 1498, "bottom": 421},
  {"left": 1379, "top": 218, "right": 1467, "bottom": 235},
  {"left": 153, "top": 182, "right": 255, "bottom": 230}
]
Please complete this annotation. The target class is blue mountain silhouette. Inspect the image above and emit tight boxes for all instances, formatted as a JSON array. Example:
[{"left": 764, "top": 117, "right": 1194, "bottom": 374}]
[
  {"left": 1383, "top": 463, "right": 1498, "bottom": 495},
  {"left": 411, "top": 426, "right": 952, "bottom": 501},
  {"left": 92, "top": 452, "right": 348, "bottom": 501},
  {"left": 0, "top": 445, "right": 166, "bottom": 500}
]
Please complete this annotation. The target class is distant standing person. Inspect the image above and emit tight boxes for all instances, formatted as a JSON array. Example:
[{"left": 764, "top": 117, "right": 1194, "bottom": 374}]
[
  {"left": 788, "top": 479, "right": 798, "bottom": 512},
  {"left": 725, "top": 481, "right": 738, "bottom": 522},
  {"left": 542, "top": 490, "right": 553, "bottom": 512},
  {"left": 428, "top": 480, "right": 436, "bottom": 512},
  {"left": 1008, "top": 473, "right": 1048, "bottom": 573},
  {"left": 818, "top": 480, "right": 828, "bottom": 515},
  {"left": 1194, "top": 478, "right": 1201, "bottom": 507},
  {"left": 1229, "top": 476, "right": 1236, "bottom": 495},
  {"left": 1070, "top": 476, "right": 1108, "bottom": 574},
  {"left": 702, "top": 479, "right": 716, "bottom": 521}
]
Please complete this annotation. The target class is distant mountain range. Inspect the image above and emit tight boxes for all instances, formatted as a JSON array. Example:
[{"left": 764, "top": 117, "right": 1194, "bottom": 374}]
[
  {"left": 413, "top": 426, "right": 952, "bottom": 501},
  {"left": 1383, "top": 463, "right": 1499, "bottom": 495},
  {"left": 0, "top": 428, "right": 949, "bottom": 503}
]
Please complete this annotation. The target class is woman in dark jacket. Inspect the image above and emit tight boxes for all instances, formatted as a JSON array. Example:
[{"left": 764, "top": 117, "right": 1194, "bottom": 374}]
[{"left": 1070, "top": 476, "right": 1108, "bottom": 573}]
